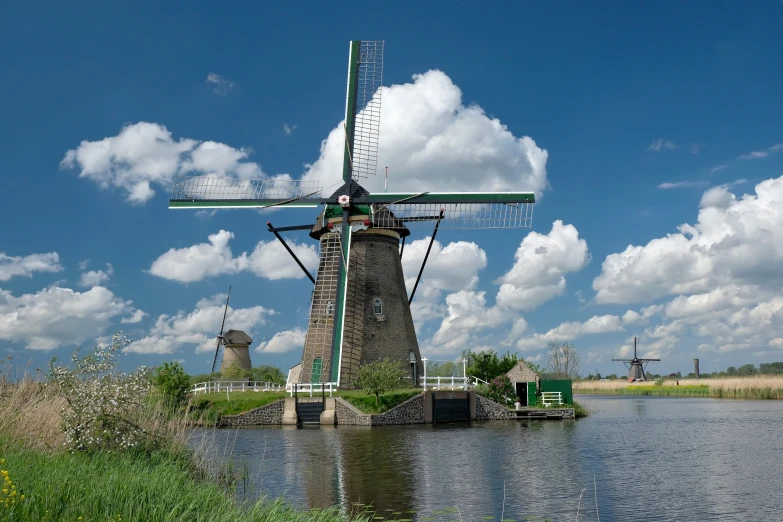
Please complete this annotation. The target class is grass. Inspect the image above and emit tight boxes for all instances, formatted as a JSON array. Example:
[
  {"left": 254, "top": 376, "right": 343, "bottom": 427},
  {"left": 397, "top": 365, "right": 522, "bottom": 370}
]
[
  {"left": 189, "top": 391, "right": 288, "bottom": 425},
  {"left": 338, "top": 389, "right": 422, "bottom": 414},
  {"left": 574, "top": 376, "right": 783, "bottom": 399},
  {"left": 0, "top": 448, "right": 367, "bottom": 522},
  {"left": 0, "top": 358, "right": 366, "bottom": 522},
  {"left": 189, "top": 389, "right": 423, "bottom": 420}
]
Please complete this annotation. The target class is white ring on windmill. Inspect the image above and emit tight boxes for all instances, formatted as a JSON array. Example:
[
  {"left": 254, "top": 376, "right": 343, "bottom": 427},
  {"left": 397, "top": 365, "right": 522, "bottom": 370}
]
[{"left": 168, "top": 40, "right": 536, "bottom": 389}]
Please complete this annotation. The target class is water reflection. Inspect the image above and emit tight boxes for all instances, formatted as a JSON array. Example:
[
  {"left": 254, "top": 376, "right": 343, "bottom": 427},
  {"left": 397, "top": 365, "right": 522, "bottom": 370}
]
[{"left": 191, "top": 397, "right": 783, "bottom": 522}]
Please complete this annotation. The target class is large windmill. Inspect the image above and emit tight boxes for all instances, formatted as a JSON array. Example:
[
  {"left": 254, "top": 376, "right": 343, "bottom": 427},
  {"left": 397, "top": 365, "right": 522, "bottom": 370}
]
[
  {"left": 612, "top": 337, "right": 660, "bottom": 382},
  {"left": 169, "top": 41, "right": 536, "bottom": 388}
]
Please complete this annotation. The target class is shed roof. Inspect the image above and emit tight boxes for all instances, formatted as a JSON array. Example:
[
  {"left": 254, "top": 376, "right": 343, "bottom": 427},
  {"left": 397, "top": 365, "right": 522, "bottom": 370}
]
[{"left": 505, "top": 361, "right": 539, "bottom": 383}]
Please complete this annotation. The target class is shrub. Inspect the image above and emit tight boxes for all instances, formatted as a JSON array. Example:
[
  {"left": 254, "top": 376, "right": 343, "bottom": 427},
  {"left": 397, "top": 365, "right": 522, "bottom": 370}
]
[
  {"left": 251, "top": 365, "right": 286, "bottom": 385},
  {"left": 152, "top": 362, "right": 191, "bottom": 410},
  {"left": 484, "top": 375, "right": 515, "bottom": 405},
  {"left": 46, "top": 332, "right": 159, "bottom": 453}
]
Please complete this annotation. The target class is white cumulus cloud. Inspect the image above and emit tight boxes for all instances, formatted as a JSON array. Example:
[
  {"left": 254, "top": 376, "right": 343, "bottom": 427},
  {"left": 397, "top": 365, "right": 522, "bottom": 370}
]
[
  {"left": 302, "top": 70, "right": 548, "bottom": 197},
  {"left": 78, "top": 263, "right": 114, "bottom": 287},
  {"left": 0, "top": 285, "right": 141, "bottom": 350},
  {"left": 60, "top": 122, "right": 264, "bottom": 204},
  {"left": 255, "top": 328, "right": 306, "bottom": 354},
  {"left": 125, "top": 294, "right": 275, "bottom": 355},
  {"left": 496, "top": 220, "right": 589, "bottom": 311},
  {"left": 148, "top": 230, "right": 319, "bottom": 283},
  {"left": 0, "top": 252, "right": 63, "bottom": 281}
]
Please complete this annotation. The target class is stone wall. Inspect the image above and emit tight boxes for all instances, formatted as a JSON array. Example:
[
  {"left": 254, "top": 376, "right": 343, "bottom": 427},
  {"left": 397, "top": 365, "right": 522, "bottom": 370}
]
[
  {"left": 474, "top": 394, "right": 515, "bottom": 420},
  {"left": 219, "top": 399, "right": 284, "bottom": 427},
  {"left": 335, "top": 393, "right": 425, "bottom": 426}
]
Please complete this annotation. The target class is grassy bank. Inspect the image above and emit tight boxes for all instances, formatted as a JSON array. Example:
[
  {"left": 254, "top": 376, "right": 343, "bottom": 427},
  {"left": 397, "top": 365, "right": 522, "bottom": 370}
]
[
  {"left": 0, "top": 449, "right": 363, "bottom": 522},
  {"left": 0, "top": 352, "right": 364, "bottom": 522},
  {"left": 189, "top": 389, "right": 423, "bottom": 423},
  {"left": 574, "top": 376, "right": 783, "bottom": 399}
]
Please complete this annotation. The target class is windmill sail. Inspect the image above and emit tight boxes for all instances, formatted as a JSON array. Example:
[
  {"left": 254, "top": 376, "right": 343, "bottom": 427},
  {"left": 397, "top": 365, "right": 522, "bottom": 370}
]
[
  {"left": 167, "top": 40, "right": 539, "bottom": 391},
  {"left": 348, "top": 40, "right": 384, "bottom": 179}
]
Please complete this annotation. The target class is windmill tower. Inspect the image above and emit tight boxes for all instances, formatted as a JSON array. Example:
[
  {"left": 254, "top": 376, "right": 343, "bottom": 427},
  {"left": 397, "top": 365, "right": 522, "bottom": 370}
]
[
  {"left": 169, "top": 41, "right": 536, "bottom": 388},
  {"left": 612, "top": 337, "right": 660, "bottom": 382}
]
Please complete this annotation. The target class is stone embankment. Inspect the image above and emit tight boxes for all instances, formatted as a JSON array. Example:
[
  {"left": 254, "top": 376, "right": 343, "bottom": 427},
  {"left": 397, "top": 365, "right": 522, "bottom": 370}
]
[{"left": 216, "top": 391, "right": 574, "bottom": 426}]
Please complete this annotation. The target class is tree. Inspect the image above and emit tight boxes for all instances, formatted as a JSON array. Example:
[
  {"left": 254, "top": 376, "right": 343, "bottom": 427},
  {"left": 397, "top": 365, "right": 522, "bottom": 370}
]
[
  {"left": 352, "top": 358, "right": 407, "bottom": 405},
  {"left": 545, "top": 340, "right": 582, "bottom": 379},
  {"left": 482, "top": 375, "right": 515, "bottom": 405},
  {"left": 152, "top": 361, "right": 190, "bottom": 409},
  {"left": 737, "top": 363, "right": 757, "bottom": 376},
  {"left": 427, "top": 360, "right": 458, "bottom": 377},
  {"left": 251, "top": 365, "right": 286, "bottom": 385},
  {"left": 463, "top": 349, "right": 519, "bottom": 381}
]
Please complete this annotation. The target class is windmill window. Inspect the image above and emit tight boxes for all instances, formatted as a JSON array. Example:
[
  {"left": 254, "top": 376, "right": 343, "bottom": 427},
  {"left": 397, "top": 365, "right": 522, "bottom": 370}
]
[
  {"left": 326, "top": 301, "right": 334, "bottom": 316},
  {"left": 373, "top": 298, "right": 383, "bottom": 315}
]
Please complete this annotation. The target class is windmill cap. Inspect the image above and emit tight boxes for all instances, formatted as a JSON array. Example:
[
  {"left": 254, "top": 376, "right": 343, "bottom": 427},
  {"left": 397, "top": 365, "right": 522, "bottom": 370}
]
[{"left": 220, "top": 329, "right": 252, "bottom": 346}]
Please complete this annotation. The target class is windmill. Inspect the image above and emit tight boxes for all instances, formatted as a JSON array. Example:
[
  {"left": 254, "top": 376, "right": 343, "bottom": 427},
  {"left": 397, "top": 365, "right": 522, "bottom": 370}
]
[
  {"left": 169, "top": 41, "right": 536, "bottom": 388},
  {"left": 612, "top": 337, "right": 660, "bottom": 382}
]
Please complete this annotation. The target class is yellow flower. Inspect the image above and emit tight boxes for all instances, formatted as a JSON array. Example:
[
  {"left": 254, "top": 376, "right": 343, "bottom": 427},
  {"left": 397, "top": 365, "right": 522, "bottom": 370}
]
[{"left": 0, "top": 459, "right": 5, "bottom": 464}]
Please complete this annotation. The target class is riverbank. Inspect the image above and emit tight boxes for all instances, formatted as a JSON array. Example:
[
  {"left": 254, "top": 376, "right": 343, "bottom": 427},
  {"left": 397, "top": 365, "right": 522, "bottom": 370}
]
[
  {"left": 574, "top": 376, "right": 783, "bottom": 399},
  {"left": 0, "top": 364, "right": 365, "bottom": 522},
  {"left": 0, "top": 449, "right": 365, "bottom": 522}
]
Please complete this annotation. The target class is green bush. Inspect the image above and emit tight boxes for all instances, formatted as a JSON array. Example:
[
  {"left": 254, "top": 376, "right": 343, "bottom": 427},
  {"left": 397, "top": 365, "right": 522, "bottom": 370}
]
[{"left": 153, "top": 361, "right": 191, "bottom": 409}]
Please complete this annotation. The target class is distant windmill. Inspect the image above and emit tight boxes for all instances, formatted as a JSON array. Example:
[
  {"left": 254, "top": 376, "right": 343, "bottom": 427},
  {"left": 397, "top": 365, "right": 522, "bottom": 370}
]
[
  {"left": 210, "top": 286, "right": 231, "bottom": 373},
  {"left": 612, "top": 337, "right": 660, "bottom": 382}
]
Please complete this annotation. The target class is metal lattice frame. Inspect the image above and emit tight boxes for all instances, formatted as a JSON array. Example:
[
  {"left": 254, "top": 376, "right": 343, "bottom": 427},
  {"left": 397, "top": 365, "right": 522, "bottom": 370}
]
[
  {"left": 350, "top": 41, "right": 384, "bottom": 179},
  {"left": 300, "top": 233, "right": 343, "bottom": 383},
  {"left": 170, "top": 176, "right": 323, "bottom": 205},
  {"left": 372, "top": 202, "right": 534, "bottom": 230}
]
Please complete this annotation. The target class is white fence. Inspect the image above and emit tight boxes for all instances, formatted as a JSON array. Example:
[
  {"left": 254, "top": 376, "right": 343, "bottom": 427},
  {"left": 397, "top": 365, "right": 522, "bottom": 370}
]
[
  {"left": 541, "top": 391, "right": 563, "bottom": 406},
  {"left": 420, "top": 375, "right": 469, "bottom": 390},
  {"left": 191, "top": 381, "right": 285, "bottom": 395},
  {"left": 289, "top": 382, "right": 338, "bottom": 397}
]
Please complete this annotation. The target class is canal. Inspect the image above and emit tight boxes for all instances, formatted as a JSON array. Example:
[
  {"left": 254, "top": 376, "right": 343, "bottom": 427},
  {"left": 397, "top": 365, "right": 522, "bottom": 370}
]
[{"left": 191, "top": 395, "right": 783, "bottom": 521}]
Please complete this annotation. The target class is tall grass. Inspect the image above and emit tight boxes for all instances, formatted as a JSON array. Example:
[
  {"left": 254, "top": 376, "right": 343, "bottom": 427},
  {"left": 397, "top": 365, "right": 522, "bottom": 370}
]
[
  {"left": 0, "top": 358, "right": 365, "bottom": 522},
  {"left": 0, "top": 449, "right": 364, "bottom": 522},
  {"left": 574, "top": 376, "right": 783, "bottom": 399}
]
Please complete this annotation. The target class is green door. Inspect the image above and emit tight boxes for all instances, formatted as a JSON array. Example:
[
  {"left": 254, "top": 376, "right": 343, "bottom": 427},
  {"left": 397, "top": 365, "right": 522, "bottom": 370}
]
[
  {"left": 527, "top": 381, "right": 537, "bottom": 406},
  {"left": 311, "top": 358, "right": 322, "bottom": 383}
]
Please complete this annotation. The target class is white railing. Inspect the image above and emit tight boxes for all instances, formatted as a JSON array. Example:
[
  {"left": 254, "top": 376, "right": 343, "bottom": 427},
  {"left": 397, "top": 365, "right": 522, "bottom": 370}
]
[
  {"left": 420, "top": 375, "right": 469, "bottom": 391},
  {"left": 470, "top": 376, "right": 489, "bottom": 387},
  {"left": 541, "top": 391, "right": 563, "bottom": 406},
  {"left": 289, "top": 382, "right": 338, "bottom": 397},
  {"left": 191, "top": 381, "right": 285, "bottom": 395}
]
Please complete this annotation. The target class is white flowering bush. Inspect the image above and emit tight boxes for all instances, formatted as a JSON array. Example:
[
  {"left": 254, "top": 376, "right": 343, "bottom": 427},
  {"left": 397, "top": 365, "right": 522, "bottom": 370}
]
[{"left": 47, "top": 332, "right": 155, "bottom": 452}]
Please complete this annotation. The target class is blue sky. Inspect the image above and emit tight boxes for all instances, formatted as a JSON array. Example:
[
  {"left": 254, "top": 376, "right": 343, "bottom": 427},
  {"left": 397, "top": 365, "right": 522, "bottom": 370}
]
[{"left": 2, "top": 1, "right": 783, "bottom": 377}]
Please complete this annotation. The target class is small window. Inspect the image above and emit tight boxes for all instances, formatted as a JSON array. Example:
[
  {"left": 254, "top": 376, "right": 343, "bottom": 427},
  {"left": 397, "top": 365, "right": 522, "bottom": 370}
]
[
  {"left": 326, "top": 301, "right": 334, "bottom": 316},
  {"left": 373, "top": 297, "right": 383, "bottom": 315}
]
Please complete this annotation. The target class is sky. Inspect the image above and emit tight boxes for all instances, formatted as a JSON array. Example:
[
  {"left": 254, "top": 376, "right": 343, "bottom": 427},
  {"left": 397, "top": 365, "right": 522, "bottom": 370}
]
[{"left": 2, "top": 1, "right": 783, "bottom": 378}]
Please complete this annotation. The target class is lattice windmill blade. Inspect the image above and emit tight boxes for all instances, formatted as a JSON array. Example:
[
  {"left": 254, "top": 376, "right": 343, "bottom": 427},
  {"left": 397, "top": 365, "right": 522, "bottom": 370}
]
[
  {"left": 345, "top": 40, "right": 384, "bottom": 180},
  {"left": 169, "top": 176, "right": 328, "bottom": 209},
  {"left": 354, "top": 191, "right": 536, "bottom": 230}
]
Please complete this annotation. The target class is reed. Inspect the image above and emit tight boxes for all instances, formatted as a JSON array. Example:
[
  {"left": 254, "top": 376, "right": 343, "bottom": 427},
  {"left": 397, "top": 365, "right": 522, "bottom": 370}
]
[{"left": 574, "top": 376, "right": 783, "bottom": 399}]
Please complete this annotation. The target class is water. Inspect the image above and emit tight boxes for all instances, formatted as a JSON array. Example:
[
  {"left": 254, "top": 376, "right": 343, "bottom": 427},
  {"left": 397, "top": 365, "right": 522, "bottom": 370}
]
[{"left": 191, "top": 396, "right": 783, "bottom": 521}]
